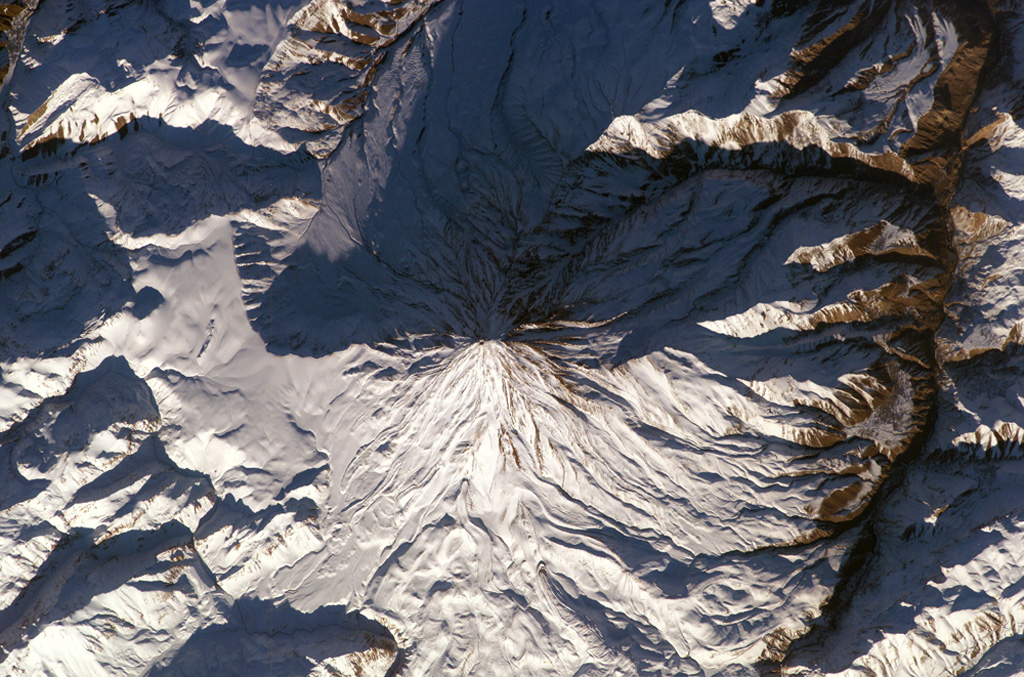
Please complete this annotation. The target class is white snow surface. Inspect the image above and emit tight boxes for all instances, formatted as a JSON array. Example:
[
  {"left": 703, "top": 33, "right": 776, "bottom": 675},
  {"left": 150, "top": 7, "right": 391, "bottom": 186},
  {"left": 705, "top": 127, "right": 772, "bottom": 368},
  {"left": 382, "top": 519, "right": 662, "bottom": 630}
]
[{"left": 1, "top": 0, "right": 1024, "bottom": 675}]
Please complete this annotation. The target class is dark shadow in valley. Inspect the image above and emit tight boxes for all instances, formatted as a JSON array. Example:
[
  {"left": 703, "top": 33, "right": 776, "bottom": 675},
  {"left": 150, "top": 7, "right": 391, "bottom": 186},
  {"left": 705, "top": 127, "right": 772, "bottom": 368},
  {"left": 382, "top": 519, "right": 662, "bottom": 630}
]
[
  {"left": 0, "top": 160, "right": 134, "bottom": 361},
  {"left": 151, "top": 598, "right": 400, "bottom": 677},
  {"left": 242, "top": 0, "right": 703, "bottom": 356},
  {"left": 246, "top": 134, "right": 944, "bottom": 376}
]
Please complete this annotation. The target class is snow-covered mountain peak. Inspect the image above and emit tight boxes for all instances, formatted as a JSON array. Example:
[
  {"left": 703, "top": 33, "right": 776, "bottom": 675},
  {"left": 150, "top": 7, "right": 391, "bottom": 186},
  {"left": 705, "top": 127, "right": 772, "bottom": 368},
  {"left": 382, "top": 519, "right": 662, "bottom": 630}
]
[{"left": 5, "top": 0, "right": 1024, "bottom": 675}]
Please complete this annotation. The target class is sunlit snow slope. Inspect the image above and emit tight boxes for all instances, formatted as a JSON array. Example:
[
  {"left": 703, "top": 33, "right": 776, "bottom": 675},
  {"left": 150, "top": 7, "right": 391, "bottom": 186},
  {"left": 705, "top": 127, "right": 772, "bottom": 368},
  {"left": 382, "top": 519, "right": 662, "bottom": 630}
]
[{"left": 2, "top": 0, "right": 1024, "bottom": 675}]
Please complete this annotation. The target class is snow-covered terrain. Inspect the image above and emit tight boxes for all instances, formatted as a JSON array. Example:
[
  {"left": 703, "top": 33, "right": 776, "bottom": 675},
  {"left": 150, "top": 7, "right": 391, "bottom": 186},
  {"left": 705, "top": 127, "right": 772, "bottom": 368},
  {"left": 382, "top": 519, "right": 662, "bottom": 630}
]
[{"left": 2, "top": 0, "right": 1023, "bottom": 674}]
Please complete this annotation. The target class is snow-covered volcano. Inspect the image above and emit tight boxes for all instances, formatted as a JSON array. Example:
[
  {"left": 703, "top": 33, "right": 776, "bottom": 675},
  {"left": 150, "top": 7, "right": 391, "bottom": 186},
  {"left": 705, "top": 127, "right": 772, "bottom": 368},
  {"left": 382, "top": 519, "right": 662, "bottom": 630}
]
[{"left": 3, "top": 0, "right": 1024, "bottom": 674}]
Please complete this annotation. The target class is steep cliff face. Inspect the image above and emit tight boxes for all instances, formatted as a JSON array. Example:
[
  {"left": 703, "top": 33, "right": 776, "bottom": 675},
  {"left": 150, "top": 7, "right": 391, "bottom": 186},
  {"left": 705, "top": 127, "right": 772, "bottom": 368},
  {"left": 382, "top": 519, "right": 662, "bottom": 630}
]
[{"left": 1, "top": 0, "right": 1022, "bottom": 675}]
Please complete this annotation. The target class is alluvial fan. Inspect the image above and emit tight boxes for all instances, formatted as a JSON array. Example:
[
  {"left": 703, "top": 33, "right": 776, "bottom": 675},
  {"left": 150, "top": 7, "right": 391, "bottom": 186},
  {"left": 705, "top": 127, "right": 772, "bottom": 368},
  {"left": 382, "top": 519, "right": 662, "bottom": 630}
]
[{"left": 2, "top": 0, "right": 1024, "bottom": 675}]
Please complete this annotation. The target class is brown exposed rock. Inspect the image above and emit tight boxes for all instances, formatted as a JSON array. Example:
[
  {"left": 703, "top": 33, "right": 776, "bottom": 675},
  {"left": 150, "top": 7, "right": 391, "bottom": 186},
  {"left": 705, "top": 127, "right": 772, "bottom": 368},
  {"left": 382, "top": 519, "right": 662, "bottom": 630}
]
[
  {"left": 255, "top": 0, "right": 444, "bottom": 157},
  {"left": 775, "top": 3, "right": 887, "bottom": 101},
  {"left": 901, "top": 1, "right": 995, "bottom": 195}
]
